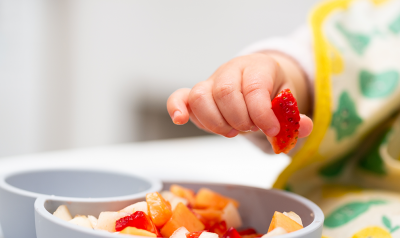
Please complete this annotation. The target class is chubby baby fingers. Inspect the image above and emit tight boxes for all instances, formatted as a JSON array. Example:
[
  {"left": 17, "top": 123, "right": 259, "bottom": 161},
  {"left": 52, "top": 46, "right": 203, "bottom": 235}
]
[
  {"left": 189, "top": 113, "right": 212, "bottom": 133},
  {"left": 167, "top": 88, "right": 191, "bottom": 125},
  {"left": 298, "top": 114, "right": 313, "bottom": 138},
  {"left": 189, "top": 81, "right": 239, "bottom": 138},
  {"left": 212, "top": 69, "right": 257, "bottom": 132}
]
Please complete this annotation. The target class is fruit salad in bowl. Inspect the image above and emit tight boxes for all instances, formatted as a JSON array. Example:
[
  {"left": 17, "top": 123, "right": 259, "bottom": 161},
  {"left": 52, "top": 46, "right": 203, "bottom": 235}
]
[{"left": 53, "top": 185, "right": 304, "bottom": 237}]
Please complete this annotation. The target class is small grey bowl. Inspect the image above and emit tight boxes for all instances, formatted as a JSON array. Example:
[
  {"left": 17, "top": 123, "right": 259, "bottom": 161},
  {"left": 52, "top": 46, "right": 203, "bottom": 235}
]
[
  {"left": 0, "top": 168, "right": 162, "bottom": 238},
  {"left": 35, "top": 182, "right": 323, "bottom": 238}
]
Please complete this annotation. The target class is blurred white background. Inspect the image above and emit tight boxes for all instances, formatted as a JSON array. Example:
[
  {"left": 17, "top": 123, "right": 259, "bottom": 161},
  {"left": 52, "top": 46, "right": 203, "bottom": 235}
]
[{"left": 0, "top": 0, "right": 320, "bottom": 158}]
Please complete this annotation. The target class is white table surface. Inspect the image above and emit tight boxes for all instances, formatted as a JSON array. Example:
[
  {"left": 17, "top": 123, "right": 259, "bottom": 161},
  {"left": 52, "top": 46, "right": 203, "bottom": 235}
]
[{"left": 0, "top": 135, "right": 290, "bottom": 238}]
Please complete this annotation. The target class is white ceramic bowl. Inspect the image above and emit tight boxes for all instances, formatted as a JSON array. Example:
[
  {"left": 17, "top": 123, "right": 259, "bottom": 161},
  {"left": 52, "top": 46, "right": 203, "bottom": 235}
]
[
  {"left": 35, "top": 182, "right": 324, "bottom": 238},
  {"left": 0, "top": 169, "right": 162, "bottom": 238}
]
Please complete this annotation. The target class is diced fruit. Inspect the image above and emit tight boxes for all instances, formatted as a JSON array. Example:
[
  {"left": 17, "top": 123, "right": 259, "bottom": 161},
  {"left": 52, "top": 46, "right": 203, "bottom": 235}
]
[
  {"left": 192, "top": 210, "right": 215, "bottom": 230},
  {"left": 209, "top": 221, "right": 227, "bottom": 237},
  {"left": 186, "top": 231, "right": 204, "bottom": 238},
  {"left": 267, "top": 212, "right": 302, "bottom": 233},
  {"left": 222, "top": 227, "right": 241, "bottom": 238},
  {"left": 161, "top": 191, "right": 189, "bottom": 211},
  {"left": 120, "top": 201, "right": 149, "bottom": 215},
  {"left": 69, "top": 216, "right": 92, "bottom": 229},
  {"left": 161, "top": 191, "right": 176, "bottom": 201},
  {"left": 198, "top": 231, "right": 219, "bottom": 238},
  {"left": 120, "top": 227, "right": 157, "bottom": 237},
  {"left": 195, "top": 188, "right": 239, "bottom": 210},
  {"left": 147, "top": 192, "right": 173, "bottom": 228},
  {"left": 160, "top": 203, "right": 205, "bottom": 237},
  {"left": 193, "top": 209, "right": 222, "bottom": 222},
  {"left": 115, "top": 211, "right": 161, "bottom": 237},
  {"left": 262, "top": 227, "right": 287, "bottom": 237},
  {"left": 222, "top": 203, "right": 242, "bottom": 229},
  {"left": 268, "top": 89, "right": 300, "bottom": 154},
  {"left": 166, "top": 200, "right": 172, "bottom": 211},
  {"left": 87, "top": 215, "right": 98, "bottom": 228},
  {"left": 283, "top": 211, "right": 302, "bottom": 226},
  {"left": 170, "top": 184, "right": 196, "bottom": 207},
  {"left": 53, "top": 205, "right": 72, "bottom": 221},
  {"left": 192, "top": 208, "right": 223, "bottom": 230},
  {"left": 171, "top": 227, "right": 190, "bottom": 238},
  {"left": 192, "top": 210, "right": 208, "bottom": 225},
  {"left": 95, "top": 211, "right": 130, "bottom": 232},
  {"left": 238, "top": 228, "right": 257, "bottom": 236}
]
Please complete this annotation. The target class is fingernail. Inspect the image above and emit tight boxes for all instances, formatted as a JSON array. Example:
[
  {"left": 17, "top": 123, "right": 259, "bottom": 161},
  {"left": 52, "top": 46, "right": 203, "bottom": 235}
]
[
  {"left": 226, "top": 129, "right": 239, "bottom": 138},
  {"left": 264, "top": 126, "right": 279, "bottom": 137},
  {"left": 173, "top": 111, "right": 182, "bottom": 125},
  {"left": 250, "top": 126, "right": 259, "bottom": 132}
]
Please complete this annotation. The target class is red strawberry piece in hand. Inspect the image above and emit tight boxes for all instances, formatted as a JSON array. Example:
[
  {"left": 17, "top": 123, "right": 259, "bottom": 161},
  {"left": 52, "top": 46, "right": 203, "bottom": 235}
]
[{"left": 268, "top": 89, "right": 300, "bottom": 154}]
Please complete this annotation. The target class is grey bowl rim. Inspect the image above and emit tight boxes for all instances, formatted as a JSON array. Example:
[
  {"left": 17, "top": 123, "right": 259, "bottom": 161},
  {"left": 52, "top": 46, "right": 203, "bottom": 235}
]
[
  {"left": 35, "top": 182, "right": 324, "bottom": 238},
  {"left": 0, "top": 168, "right": 162, "bottom": 202}
]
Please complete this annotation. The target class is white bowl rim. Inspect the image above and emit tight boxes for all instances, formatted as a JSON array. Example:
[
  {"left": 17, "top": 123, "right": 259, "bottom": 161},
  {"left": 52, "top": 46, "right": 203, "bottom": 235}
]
[
  {"left": 35, "top": 183, "right": 324, "bottom": 238},
  {"left": 0, "top": 168, "right": 162, "bottom": 202}
]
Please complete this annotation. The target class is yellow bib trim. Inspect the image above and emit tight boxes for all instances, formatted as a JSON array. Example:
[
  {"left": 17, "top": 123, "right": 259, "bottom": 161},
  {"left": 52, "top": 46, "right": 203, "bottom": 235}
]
[{"left": 274, "top": 0, "right": 356, "bottom": 189}]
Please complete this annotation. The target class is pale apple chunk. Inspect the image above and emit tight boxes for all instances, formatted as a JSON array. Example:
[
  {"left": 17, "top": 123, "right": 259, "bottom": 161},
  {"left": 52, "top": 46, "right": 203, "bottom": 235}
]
[
  {"left": 87, "top": 215, "right": 98, "bottom": 228},
  {"left": 199, "top": 231, "right": 219, "bottom": 238},
  {"left": 120, "top": 227, "right": 156, "bottom": 237},
  {"left": 262, "top": 227, "right": 287, "bottom": 237},
  {"left": 95, "top": 211, "right": 130, "bottom": 232},
  {"left": 160, "top": 191, "right": 175, "bottom": 201},
  {"left": 53, "top": 205, "right": 73, "bottom": 221},
  {"left": 283, "top": 211, "right": 302, "bottom": 226},
  {"left": 161, "top": 191, "right": 188, "bottom": 210},
  {"left": 170, "top": 226, "right": 189, "bottom": 238},
  {"left": 221, "top": 203, "right": 242, "bottom": 229},
  {"left": 119, "top": 201, "right": 148, "bottom": 215},
  {"left": 69, "top": 216, "right": 93, "bottom": 229}
]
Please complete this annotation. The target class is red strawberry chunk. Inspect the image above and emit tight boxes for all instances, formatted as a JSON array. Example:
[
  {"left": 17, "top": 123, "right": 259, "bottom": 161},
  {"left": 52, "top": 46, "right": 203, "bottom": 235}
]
[
  {"left": 209, "top": 221, "right": 228, "bottom": 237},
  {"left": 115, "top": 211, "right": 161, "bottom": 237},
  {"left": 222, "top": 227, "right": 242, "bottom": 238},
  {"left": 269, "top": 89, "right": 300, "bottom": 154}
]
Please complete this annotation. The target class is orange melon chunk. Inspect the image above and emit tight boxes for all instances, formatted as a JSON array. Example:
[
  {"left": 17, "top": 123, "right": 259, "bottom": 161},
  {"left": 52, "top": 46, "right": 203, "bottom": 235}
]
[
  {"left": 194, "top": 188, "right": 239, "bottom": 210},
  {"left": 267, "top": 211, "right": 303, "bottom": 233},
  {"left": 192, "top": 209, "right": 222, "bottom": 222},
  {"left": 170, "top": 184, "right": 196, "bottom": 207},
  {"left": 146, "top": 192, "right": 173, "bottom": 228},
  {"left": 160, "top": 203, "right": 205, "bottom": 237}
]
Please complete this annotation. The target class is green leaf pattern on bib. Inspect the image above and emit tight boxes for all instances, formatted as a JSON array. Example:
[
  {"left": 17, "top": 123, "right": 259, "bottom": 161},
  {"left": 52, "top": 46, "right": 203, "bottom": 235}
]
[
  {"left": 324, "top": 200, "right": 386, "bottom": 228},
  {"left": 331, "top": 92, "right": 363, "bottom": 141},
  {"left": 383, "top": 215, "right": 400, "bottom": 233},
  {"left": 359, "top": 70, "right": 399, "bottom": 98},
  {"left": 336, "top": 23, "right": 371, "bottom": 55},
  {"left": 389, "top": 14, "right": 400, "bottom": 34},
  {"left": 358, "top": 128, "right": 390, "bottom": 176}
]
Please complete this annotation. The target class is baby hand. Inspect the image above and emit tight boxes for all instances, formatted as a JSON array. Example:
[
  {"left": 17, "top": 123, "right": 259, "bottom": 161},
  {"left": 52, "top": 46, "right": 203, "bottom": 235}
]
[{"left": 167, "top": 53, "right": 313, "bottom": 139}]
